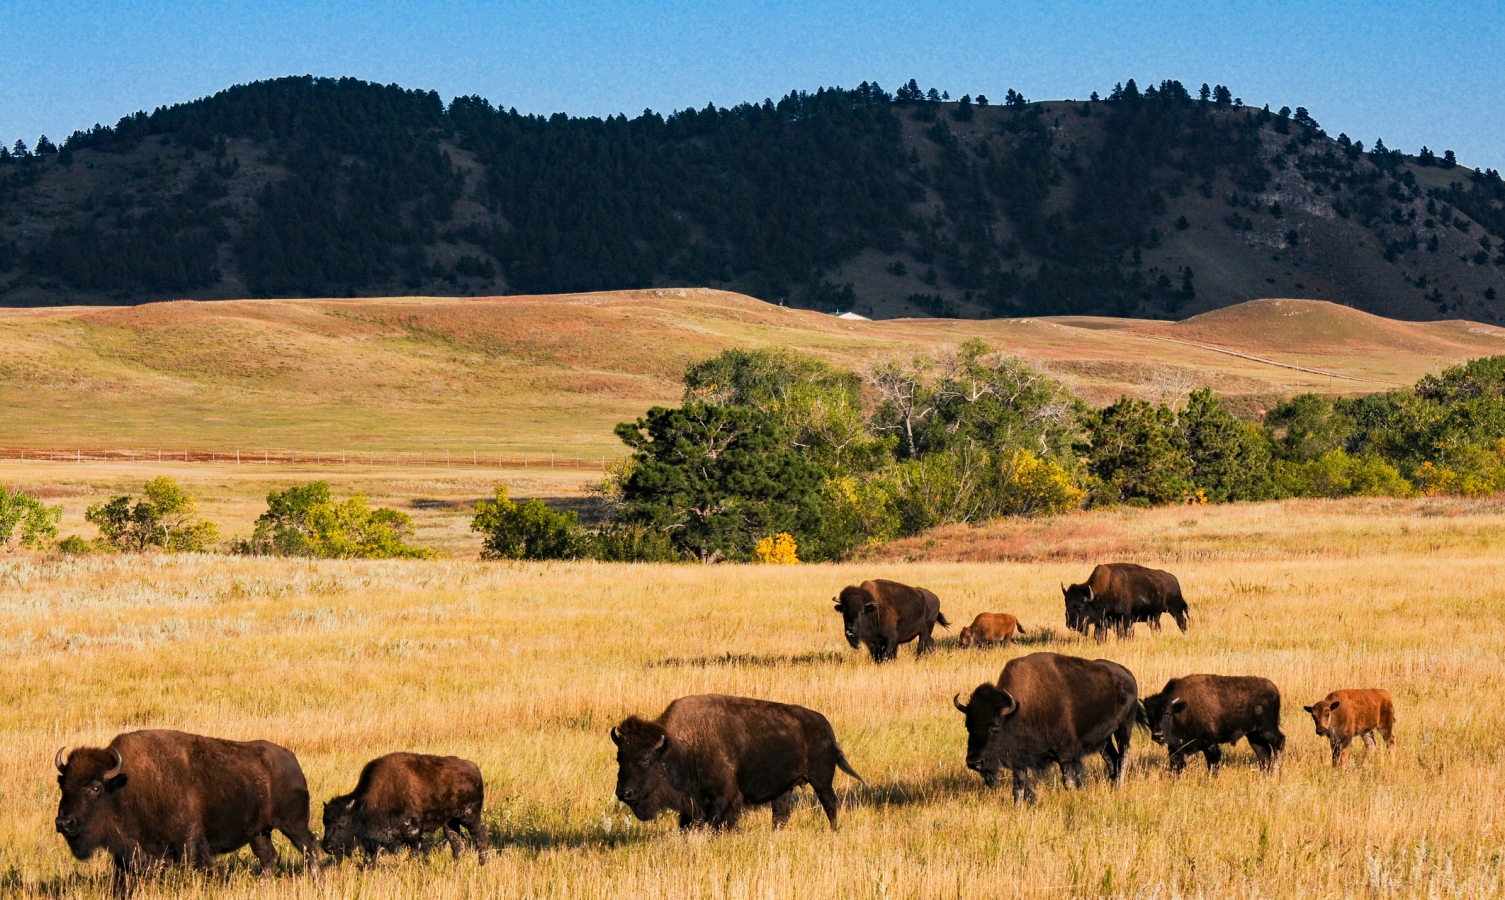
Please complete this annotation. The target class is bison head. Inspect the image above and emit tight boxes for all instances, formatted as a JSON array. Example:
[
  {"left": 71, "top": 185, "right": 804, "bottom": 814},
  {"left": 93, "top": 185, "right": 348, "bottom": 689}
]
[
  {"left": 54, "top": 745, "right": 127, "bottom": 859},
  {"left": 1061, "top": 582, "right": 1095, "bottom": 635},
  {"left": 958, "top": 626, "right": 974, "bottom": 648},
  {"left": 610, "top": 717, "right": 672, "bottom": 821},
  {"left": 321, "top": 795, "right": 362, "bottom": 859},
  {"left": 954, "top": 684, "right": 1020, "bottom": 788},
  {"left": 1141, "top": 692, "right": 1188, "bottom": 747},
  {"left": 833, "top": 586, "right": 875, "bottom": 650},
  {"left": 1303, "top": 698, "right": 1340, "bottom": 737}
]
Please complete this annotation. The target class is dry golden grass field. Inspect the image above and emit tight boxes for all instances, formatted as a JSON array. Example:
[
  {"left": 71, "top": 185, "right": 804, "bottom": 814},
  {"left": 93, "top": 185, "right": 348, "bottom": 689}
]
[
  {"left": 2, "top": 497, "right": 1503, "bottom": 898},
  {"left": 5, "top": 291, "right": 1505, "bottom": 457}
]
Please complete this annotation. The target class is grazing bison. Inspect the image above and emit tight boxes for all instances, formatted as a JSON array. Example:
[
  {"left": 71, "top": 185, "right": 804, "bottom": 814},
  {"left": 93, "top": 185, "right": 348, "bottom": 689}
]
[
  {"left": 958, "top": 612, "right": 1026, "bottom": 649},
  {"left": 321, "top": 753, "right": 488, "bottom": 863},
  {"left": 833, "top": 579, "right": 950, "bottom": 661},
  {"left": 1303, "top": 689, "right": 1395, "bottom": 767},
  {"left": 954, "top": 652, "right": 1138, "bottom": 804},
  {"left": 1062, "top": 563, "right": 1188, "bottom": 639},
  {"left": 54, "top": 730, "right": 320, "bottom": 897},
  {"left": 1141, "top": 675, "right": 1285, "bottom": 771},
  {"left": 611, "top": 694, "right": 863, "bottom": 830}
]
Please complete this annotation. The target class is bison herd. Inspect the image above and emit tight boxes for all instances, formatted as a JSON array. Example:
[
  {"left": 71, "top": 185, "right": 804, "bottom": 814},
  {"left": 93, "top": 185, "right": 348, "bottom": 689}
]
[{"left": 51, "top": 562, "right": 1397, "bottom": 895}]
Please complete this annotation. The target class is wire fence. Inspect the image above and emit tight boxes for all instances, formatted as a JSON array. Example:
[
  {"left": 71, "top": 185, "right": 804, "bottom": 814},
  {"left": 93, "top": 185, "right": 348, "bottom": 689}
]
[{"left": 0, "top": 447, "right": 617, "bottom": 470}]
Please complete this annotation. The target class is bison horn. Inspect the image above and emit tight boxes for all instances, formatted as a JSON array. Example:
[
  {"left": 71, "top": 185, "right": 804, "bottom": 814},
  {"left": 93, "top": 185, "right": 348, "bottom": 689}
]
[
  {"left": 998, "top": 691, "right": 1019, "bottom": 718},
  {"left": 101, "top": 749, "right": 123, "bottom": 781},
  {"left": 1060, "top": 582, "right": 1067, "bottom": 596},
  {"left": 952, "top": 693, "right": 969, "bottom": 714},
  {"left": 55, "top": 746, "right": 68, "bottom": 773},
  {"left": 651, "top": 734, "right": 668, "bottom": 752},
  {"left": 1086, "top": 586, "right": 1094, "bottom": 602}
]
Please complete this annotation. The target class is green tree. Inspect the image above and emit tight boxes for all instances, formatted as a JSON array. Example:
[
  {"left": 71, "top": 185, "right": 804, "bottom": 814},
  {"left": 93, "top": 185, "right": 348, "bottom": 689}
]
[
  {"left": 1264, "top": 394, "right": 1356, "bottom": 462},
  {"left": 613, "top": 402, "right": 825, "bottom": 562},
  {"left": 0, "top": 487, "right": 62, "bottom": 551},
  {"left": 1179, "top": 389, "right": 1275, "bottom": 501},
  {"left": 86, "top": 477, "right": 218, "bottom": 552},
  {"left": 1086, "top": 397, "right": 1192, "bottom": 505},
  {"left": 471, "top": 486, "right": 584, "bottom": 560}
]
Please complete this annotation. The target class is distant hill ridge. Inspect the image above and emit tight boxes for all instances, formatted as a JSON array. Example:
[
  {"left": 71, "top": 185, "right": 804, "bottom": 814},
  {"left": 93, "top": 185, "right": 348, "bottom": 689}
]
[{"left": 1, "top": 76, "right": 1501, "bottom": 321}]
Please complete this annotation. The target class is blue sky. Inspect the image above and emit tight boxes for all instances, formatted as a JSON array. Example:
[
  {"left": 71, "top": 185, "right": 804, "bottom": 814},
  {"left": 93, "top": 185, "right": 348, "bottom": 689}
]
[{"left": 2, "top": 1, "right": 1501, "bottom": 169}]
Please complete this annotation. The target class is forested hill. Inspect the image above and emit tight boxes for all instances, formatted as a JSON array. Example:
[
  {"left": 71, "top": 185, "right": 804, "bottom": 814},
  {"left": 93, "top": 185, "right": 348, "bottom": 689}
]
[{"left": 1, "top": 76, "right": 1502, "bottom": 320}]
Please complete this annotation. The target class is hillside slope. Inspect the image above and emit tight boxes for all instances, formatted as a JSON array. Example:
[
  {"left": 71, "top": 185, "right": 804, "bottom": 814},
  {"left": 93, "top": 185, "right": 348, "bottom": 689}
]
[
  {"left": 1, "top": 78, "right": 1501, "bottom": 320},
  {"left": 3, "top": 291, "right": 1502, "bottom": 455}
]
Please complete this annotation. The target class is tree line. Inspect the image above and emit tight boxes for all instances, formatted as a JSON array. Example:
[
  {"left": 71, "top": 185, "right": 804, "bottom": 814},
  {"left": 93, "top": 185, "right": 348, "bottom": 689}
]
[
  {"left": 7, "top": 350, "right": 1505, "bottom": 562},
  {"left": 5, "top": 75, "right": 1495, "bottom": 316}
]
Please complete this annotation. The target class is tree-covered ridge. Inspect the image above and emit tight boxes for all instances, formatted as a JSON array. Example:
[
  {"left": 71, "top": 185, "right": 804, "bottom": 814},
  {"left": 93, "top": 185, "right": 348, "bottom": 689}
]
[{"left": 1, "top": 76, "right": 1501, "bottom": 319}]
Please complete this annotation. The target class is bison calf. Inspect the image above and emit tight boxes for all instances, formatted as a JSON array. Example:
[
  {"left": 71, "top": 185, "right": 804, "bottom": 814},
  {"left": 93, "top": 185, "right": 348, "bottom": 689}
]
[
  {"left": 54, "top": 730, "right": 320, "bottom": 897},
  {"left": 611, "top": 694, "right": 863, "bottom": 830},
  {"left": 322, "top": 753, "right": 487, "bottom": 863},
  {"left": 833, "top": 579, "right": 950, "bottom": 662},
  {"left": 1303, "top": 689, "right": 1395, "bottom": 766},
  {"left": 958, "top": 613, "right": 1025, "bottom": 649},
  {"left": 1142, "top": 675, "right": 1285, "bottom": 772}
]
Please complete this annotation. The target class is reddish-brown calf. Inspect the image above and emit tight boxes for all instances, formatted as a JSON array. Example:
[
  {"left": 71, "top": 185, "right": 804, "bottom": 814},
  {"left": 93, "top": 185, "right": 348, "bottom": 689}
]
[
  {"left": 1302, "top": 689, "right": 1395, "bottom": 766},
  {"left": 958, "top": 613, "right": 1025, "bottom": 649}
]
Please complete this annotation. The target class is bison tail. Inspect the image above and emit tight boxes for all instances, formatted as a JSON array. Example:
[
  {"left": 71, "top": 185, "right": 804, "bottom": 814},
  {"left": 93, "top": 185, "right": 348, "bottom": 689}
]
[
  {"left": 1015, "top": 622, "right": 1026, "bottom": 634},
  {"left": 834, "top": 746, "right": 865, "bottom": 784},
  {"left": 936, "top": 612, "right": 952, "bottom": 630},
  {"left": 1135, "top": 700, "right": 1151, "bottom": 729}
]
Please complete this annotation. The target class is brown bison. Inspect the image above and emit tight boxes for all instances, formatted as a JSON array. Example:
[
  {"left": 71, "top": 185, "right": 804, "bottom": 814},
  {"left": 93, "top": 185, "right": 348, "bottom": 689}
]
[
  {"left": 611, "top": 694, "right": 863, "bottom": 830},
  {"left": 1141, "top": 675, "right": 1285, "bottom": 771},
  {"left": 833, "top": 579, "right": 950, "bottom": 661},
  {"left": 321, "top": 753, "right": 488, "bottom": 862},
  {"left": 958, "top": 612, "right": 1025, "bottom": 648},
  {"left": 54, "top": 730, "right": 320, "bottom": 896},
  {"left": 1303, "top": 689, "right": 1395, "bottom": 766},
  {"left": 954, "top": 652, "right": 1138, "bottom": 804},
  {"left": 1062, "top": 563, "right": 1189, "bottom": 639}
]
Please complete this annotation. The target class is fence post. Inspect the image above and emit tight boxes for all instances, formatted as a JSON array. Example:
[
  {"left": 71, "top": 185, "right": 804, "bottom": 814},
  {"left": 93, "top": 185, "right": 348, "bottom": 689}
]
[
  {"left": 158, "top": 450, "right": 161, "bottom": 462},
  {"left": 524, "top": 453, "right": 528, "bottom": 468},
  {"left": 551, "top": 453, "right": 555, "bottom": 468},
  {"left": 446, "top": 450, "right": 450, "bottom": 467}
]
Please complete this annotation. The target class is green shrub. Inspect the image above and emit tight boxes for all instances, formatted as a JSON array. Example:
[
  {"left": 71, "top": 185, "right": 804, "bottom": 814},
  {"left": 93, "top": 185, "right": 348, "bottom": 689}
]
[
  {"left": 583, "top": 523, "right": 686, "bottom": 562},
  {"left": 1086, "top": 397, "right": 1192, "bottom": 506},
  {"left": 238, "top": 481, "right": 432, "bottom": 558},
  {"left": 472, "top": 486, "right": 584, "bottom": 560},
  {"left": 55, "top": 535, "right": 94, "bottom": 554},
  {"left": 0, "top": 486, "right": 62, "bottom": 552},
  {"left": 85, "top": 477, "right": 218, "bottom": 552},
  {"left": 807, "top": 475, "right": 901, "bottom": 560},
  {"left": 1275, "top": 451, "right": 1412, "bottom": 498}
]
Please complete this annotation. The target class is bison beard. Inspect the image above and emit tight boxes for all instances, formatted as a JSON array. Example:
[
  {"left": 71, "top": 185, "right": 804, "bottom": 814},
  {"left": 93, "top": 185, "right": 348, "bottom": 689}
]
[
  {"left": 54, "top": 730, "right": 320, "bottom": 897},
  {"left": 833, "top": 579, "right": 950, "bottom": 662},
  {"left": 321, "top": 753, "right": 488, "bottom": 863},
  {"left": 610, "top": 694, "right": 863, "bottom": 830},
  {"left": 955, "top": 652, "right": 1139, "bottom": 804}
]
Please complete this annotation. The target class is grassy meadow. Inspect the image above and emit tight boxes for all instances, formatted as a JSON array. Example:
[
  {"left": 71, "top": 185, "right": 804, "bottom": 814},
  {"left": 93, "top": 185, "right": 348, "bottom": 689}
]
[
  {"left": 5, "top": 293, "right": 1505, "bottom": 457},
  {"left": 1, "top": 497, "right": 1502, "bottom": 898}
]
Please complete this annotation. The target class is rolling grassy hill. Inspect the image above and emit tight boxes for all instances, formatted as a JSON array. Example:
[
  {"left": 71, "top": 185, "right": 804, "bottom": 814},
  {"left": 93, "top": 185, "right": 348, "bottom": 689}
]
[{"left": 4, "top": 290, "right": 1504, "bottom": 459}]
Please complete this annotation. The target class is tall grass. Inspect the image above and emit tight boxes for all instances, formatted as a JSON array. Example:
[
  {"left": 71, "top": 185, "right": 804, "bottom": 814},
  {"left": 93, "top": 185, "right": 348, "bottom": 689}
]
[{"left": 1, "top": 500, "right": 1503, "bottom": 897}]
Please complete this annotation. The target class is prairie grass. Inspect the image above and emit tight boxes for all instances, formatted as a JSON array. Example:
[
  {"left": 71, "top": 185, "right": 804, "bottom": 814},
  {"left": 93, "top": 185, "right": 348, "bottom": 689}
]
[{"left": 1, "top": 499, "right": 1503, "bottom": 898}]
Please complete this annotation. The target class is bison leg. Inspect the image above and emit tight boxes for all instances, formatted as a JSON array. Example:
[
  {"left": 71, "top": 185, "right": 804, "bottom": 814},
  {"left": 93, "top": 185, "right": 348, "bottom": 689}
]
[
  {"left": 1250, "top": 730, "right": 1285, "bottom": 770},
  {"left": 1202, "top": 744, "right": 1223, "bottom": 772},
  {"left": 444, "top": 822, "right": 468, "bottom": 859},
  {"left": 1360, "top": 731, "right": 1379, "bottom": 755},
  {"left": 1332, "top": 736, "right": 1353, "bottom": 767},
  {"left": 1010, "top": 769, "right": 1037, "bottom": 805},
  {"left": 275, "top": 819, "right": 322, "bottom": 879},
  {"left": 110, "top": 854, "right": 135, "bottom": 899},
  {"left": 461, "top": 809, "right": 488, "bottom": 862},
  {"left": 250, "top": 832, "right": 279, "bottom": 878},
  {"left": 770, "top": 791, "right": 795, "bottom": 830},
  {"left": 1102, "top": 724, "right": 1131, "bottom": 784},
  {"left": 1149, "top": 615, "right": 1163, "bottom": 633},
  {"left": 1059, "top": 759, "right": 1089, "bottom": 790}
]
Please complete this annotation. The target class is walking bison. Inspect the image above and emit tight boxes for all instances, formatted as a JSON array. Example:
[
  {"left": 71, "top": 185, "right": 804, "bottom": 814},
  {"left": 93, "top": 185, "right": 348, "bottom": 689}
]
[
  {"left": 958, "top": 612, "right": 1025, "bottom": 649},
  {"left": 53, "top": 729, "right": 320, "bottom": 896},
  {"left": 954, "top": 652, "right": 1139, "bottom": 804},
  {"left": 1062, "top": 563, "right": 1188, "bottom": 639},
  {"left": 321, "top": 752, "right": 488, "bottom": 863},
  {"left": 833, "top": 579, "right": 950, "bottom": 661},
  {"left": 1141, "top": 675, "right": 1285, "bottom": 771},
  {"left": 611, "top": 694, "right": 863, "bottom": 830},
  {"left": 1303, "top": 689, "right": 1395, "bottom": 767}
]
